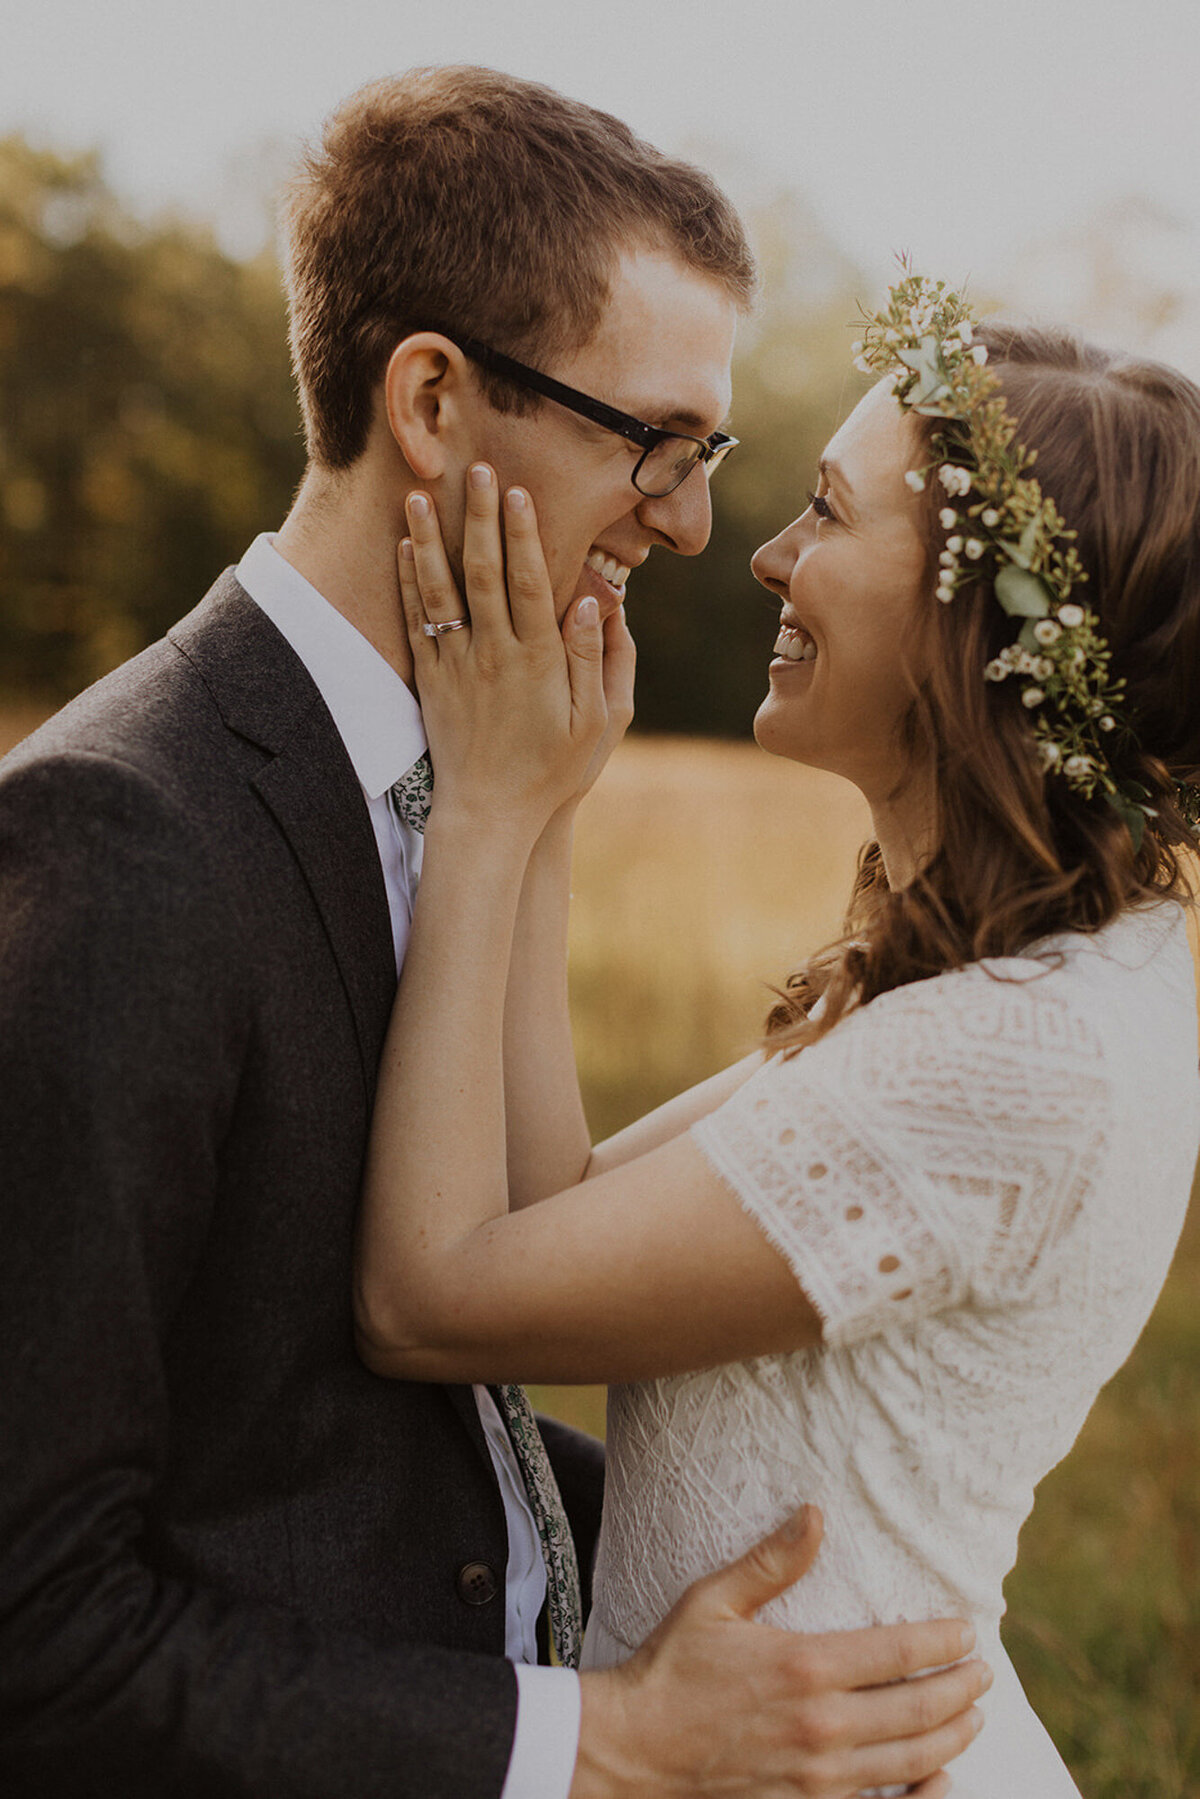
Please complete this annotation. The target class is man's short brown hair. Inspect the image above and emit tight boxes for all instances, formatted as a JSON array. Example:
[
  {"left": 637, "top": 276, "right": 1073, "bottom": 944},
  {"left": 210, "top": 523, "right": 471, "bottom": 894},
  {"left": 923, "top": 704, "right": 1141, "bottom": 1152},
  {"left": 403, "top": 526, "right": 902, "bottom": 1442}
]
[{"left": 282, "top": 66, "right": 757, "bottom": 469}]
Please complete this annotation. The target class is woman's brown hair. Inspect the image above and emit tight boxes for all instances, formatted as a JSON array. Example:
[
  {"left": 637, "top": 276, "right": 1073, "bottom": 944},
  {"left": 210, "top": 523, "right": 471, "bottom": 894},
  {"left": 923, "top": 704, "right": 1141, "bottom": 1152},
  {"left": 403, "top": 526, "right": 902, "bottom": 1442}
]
[{"left": 768, "top": 323, "right": 1200, "bottom": 1051}]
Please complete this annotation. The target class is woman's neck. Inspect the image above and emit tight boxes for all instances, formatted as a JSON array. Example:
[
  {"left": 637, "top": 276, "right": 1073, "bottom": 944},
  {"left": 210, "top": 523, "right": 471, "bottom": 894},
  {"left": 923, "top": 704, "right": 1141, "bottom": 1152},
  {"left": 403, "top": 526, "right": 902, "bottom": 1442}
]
[{"left": 869, "top": 774, "right": 936, "bottom": 890}]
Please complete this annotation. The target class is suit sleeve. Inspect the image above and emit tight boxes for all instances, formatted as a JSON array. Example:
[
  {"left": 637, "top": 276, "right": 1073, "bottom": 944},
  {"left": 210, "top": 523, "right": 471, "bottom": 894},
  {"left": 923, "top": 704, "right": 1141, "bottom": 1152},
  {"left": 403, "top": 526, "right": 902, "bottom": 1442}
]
[{"left": 0, "top": 752, "right": 517, "bottom": 1799}]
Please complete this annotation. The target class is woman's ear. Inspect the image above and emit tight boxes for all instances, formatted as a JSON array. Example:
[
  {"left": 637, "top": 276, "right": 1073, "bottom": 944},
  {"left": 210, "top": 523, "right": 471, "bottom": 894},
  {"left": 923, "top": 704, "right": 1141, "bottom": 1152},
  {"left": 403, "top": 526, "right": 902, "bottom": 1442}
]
[{"left": 384, "top": 334, "right": 472, "bottom": 482}]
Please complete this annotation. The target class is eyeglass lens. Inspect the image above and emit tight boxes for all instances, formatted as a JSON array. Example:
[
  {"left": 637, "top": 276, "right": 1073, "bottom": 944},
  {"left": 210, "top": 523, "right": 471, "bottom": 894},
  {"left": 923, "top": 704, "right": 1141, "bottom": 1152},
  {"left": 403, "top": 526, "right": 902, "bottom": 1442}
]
[{"left": 638, "top": 436, "right": 710, "bottom": 498}]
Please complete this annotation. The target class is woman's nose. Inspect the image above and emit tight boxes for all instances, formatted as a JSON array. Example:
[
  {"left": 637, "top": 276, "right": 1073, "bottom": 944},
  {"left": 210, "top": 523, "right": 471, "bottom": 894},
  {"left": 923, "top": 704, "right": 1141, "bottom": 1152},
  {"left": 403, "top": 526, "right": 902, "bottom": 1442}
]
[{"left": 751, "top": 525, "right": 797, "bottom": 599}]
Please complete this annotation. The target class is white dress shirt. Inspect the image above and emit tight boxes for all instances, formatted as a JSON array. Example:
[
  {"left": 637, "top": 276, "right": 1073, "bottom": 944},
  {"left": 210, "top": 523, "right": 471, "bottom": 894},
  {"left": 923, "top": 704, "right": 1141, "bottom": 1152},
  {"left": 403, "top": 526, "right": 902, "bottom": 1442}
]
[{"left": 235, "top": 534, "right": 581, "bottom": 1799}]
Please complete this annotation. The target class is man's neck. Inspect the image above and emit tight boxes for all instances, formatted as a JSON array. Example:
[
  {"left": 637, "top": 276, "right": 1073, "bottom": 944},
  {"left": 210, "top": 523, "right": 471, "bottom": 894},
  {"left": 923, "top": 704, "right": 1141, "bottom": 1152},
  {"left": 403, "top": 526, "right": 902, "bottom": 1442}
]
[{"left": 274, "top": 462, "right": 416, "bottom": 689}]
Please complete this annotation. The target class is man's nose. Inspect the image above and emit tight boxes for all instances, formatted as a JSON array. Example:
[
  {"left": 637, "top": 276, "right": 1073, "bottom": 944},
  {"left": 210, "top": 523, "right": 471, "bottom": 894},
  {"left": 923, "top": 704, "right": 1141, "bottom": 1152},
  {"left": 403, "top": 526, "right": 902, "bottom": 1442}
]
[{"left": 635, "top": 466, "right": 714, "bottom": 557}]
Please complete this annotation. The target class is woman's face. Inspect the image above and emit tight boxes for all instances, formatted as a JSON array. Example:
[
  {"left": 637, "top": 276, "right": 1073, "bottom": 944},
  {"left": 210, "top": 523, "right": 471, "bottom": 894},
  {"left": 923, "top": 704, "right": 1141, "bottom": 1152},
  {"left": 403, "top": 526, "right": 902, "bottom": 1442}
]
[{"left": 751, "top": 380, "right": 932, "bottom": 802}]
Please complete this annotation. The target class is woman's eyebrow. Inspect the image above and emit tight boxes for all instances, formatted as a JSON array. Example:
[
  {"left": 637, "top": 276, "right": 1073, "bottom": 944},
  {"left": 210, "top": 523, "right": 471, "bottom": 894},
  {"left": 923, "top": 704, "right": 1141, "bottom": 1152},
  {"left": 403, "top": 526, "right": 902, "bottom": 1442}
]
[{"left": 819, "top": 455, "right": 853, "bottom": 495}]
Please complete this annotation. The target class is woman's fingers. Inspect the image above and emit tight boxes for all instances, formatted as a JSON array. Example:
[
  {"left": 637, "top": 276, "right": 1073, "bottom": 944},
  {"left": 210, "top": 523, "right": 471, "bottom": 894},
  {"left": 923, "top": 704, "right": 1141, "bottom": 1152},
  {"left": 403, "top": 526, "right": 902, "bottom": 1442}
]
[
  {"left": 502, "top": 486, "right": 557, "bottom": 641},
  {"left": 397, "top": 538, "right": 438, "bottom": 672},
  {"left": 561, "top": 595, "right": 607, "bottom": 744},
  {"left": 405, "top": 491, "right": 471, "bottom": 640},
  {"left": 459, "top": 465, "right": 508, "bottom": 642}
]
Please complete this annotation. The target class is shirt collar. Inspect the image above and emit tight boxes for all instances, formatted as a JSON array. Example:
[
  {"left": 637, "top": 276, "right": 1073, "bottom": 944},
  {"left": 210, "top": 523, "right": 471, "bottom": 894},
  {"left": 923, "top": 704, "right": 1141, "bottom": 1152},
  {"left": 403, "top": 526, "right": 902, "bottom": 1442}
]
[{"left": 235, "top": 533, "right": 426, "bottom": 799}]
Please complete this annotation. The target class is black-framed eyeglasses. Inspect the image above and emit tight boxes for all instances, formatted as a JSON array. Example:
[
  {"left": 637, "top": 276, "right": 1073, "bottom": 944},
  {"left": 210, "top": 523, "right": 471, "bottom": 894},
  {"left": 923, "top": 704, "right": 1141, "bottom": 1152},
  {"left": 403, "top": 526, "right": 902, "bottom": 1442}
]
[{"left": 446, "top": 334, "right": 738, "bottom": 499}]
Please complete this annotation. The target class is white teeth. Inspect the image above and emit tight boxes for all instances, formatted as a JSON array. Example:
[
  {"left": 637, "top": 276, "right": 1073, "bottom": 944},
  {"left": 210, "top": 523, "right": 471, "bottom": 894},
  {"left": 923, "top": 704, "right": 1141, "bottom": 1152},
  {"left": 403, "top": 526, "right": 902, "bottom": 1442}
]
[
  {"left": 586, "top": 549, "right": 631, "bottom": 590},
  {"left": 773, "top": 625, "right": 818, "bottom": 663}
]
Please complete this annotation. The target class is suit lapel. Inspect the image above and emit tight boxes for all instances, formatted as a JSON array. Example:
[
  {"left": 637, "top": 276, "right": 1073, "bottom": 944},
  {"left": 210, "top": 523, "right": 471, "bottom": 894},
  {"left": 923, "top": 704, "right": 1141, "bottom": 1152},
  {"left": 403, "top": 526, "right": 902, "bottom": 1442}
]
[{"left": 170, "top": 572, "right": 397, "bottom": 1103}]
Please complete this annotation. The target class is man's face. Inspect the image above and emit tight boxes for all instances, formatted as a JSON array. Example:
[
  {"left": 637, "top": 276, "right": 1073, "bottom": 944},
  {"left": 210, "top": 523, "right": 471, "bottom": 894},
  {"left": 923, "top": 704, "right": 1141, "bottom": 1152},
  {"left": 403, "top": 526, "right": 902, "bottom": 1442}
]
[{"left": 442, "top": 247, "right": 739, "bottom": 623}]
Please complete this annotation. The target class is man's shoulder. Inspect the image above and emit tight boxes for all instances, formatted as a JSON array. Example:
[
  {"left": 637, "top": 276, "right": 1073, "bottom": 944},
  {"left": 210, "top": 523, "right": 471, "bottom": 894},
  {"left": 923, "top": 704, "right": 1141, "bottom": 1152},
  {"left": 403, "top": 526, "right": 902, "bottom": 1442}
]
[{"left": 3, "top": 569, "right": 312, "bottom": 788}]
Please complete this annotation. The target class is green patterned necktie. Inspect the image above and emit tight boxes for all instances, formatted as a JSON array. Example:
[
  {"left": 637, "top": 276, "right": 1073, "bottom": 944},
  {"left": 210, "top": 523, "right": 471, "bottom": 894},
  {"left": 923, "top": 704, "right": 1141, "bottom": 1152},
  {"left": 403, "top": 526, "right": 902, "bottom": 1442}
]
[
  {"left": 492, "top": 1384, "right": 583, "bottom": 1669},
  {"left": 389, "top": 752, "right": 584, "bottom": 1666},
  {"left": 390, "top": 750, "right": 434, "bottom": 832}
]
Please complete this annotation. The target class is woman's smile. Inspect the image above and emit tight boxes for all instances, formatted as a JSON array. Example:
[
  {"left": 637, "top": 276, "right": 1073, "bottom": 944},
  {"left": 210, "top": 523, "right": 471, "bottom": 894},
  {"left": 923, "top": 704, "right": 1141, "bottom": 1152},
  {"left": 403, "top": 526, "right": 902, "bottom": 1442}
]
[{"left": 772, "top": 621, "right": 818, "bottom": 663}]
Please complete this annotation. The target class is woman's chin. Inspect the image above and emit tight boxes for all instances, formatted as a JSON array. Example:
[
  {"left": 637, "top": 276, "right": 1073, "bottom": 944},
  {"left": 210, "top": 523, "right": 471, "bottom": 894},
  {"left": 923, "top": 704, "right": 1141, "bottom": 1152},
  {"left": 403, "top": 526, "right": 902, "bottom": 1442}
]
[{"left": 753, "top": 694, "right": 812, "bottom": 765}]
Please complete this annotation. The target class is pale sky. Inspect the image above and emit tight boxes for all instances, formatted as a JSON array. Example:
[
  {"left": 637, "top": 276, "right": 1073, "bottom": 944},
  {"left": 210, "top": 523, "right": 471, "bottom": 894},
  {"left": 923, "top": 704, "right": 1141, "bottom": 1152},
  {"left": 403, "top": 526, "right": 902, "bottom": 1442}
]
[{"left": 6, "top": 0, "right": 1200, "bottom": 317}]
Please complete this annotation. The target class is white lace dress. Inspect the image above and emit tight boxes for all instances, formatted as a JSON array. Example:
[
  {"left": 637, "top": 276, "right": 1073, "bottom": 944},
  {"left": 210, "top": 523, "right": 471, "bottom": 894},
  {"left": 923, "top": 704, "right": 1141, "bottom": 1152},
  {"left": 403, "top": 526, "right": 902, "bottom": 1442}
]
[{"left": 581, "top": 904, "right": 1199, "bottom": 1798}]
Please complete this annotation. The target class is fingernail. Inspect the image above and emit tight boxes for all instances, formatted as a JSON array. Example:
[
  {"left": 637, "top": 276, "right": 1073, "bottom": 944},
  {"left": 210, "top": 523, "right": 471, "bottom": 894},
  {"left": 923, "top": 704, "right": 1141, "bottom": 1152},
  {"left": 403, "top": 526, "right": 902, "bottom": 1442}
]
[
  {"left": 970, "top": 1707, "right": 985, "bottom": 1736},
  {"left": 979, "top": 1662, "right": 994, "bottom": 1692},
  {"left": 506, "top": 487, "right": 527, "bottom": 512},
  {"left": 958, "top": 1624, "right": 976, "bottom": 1655},
  {"left": 469, "top": 463, "right": 492, "bottom": 489},
  {"left": 408, "top": 493, "right": 430, "bottom": 520},
  {"left": 577, "top": 597, "right": 599, "bottom": 627},
  {"left": 400, "top": 538, "right": 414, "bottom": 561}
]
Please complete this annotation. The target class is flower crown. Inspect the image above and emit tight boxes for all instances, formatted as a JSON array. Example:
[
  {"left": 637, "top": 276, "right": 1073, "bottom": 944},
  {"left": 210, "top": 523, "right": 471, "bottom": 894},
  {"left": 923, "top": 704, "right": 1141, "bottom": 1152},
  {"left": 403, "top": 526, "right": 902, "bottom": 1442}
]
[{"left": 851, "top": 269, "right": 1182, "bottom": 850}]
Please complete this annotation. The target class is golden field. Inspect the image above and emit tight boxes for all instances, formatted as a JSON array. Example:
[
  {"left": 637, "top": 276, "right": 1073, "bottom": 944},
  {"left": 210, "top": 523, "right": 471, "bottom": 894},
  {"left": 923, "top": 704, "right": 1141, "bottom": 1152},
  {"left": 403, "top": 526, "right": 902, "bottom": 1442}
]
[{"left": 4, "top": 707, "right": 1198, "bottom": 1796}]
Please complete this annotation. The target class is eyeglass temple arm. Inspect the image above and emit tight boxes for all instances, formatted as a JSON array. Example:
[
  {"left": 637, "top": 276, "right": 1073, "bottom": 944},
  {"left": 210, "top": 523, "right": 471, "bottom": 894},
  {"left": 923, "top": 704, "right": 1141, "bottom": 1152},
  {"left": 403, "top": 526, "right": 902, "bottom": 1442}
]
[{"left": 447, "top": 335, "right": 665, "bottom": 452}]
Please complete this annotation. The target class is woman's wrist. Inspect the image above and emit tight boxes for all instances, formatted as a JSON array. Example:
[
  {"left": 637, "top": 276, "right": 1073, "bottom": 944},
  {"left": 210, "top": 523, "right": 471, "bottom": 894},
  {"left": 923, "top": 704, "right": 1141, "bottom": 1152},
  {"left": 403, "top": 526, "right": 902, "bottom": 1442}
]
[{"left": 423, "top": 795, "right": 547, "bottom": 863}]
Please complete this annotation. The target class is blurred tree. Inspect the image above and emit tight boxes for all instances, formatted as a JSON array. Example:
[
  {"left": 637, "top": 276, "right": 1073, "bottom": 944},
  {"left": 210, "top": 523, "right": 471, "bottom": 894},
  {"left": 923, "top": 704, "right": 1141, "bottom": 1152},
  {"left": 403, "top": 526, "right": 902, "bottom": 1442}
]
[
  {"left": 0, "top": 136, "right": 302, "bottom": 698},
  {"left": 0, "top": 138, "right": 869, "bottom": 734}
]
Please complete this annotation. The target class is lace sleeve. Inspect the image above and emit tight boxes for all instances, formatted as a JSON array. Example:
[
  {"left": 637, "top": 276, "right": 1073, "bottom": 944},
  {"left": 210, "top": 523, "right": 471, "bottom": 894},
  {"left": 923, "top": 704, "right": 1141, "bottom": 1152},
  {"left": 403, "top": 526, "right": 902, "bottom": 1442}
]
[{"left": 691, "top": 963, "right": 1113, "bottom": 1348}]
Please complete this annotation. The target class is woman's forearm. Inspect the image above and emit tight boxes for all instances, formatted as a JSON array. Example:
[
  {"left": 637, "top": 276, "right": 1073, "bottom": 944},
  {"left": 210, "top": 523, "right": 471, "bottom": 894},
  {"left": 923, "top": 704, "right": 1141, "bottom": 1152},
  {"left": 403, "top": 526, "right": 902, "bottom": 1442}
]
[
  {"left": 503, "top": 808, "right": 595, "bottom": 1207},
  {"left": 355, "top": 808, "right": 533, "bottom": 1353}
]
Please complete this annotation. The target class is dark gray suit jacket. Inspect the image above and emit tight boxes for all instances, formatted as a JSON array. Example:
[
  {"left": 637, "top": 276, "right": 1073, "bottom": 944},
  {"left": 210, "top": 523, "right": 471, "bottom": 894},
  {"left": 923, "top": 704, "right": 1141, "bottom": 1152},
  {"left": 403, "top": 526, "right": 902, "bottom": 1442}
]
[{"left": 0, "top": 572, "right": 604, "bottom": 1797}]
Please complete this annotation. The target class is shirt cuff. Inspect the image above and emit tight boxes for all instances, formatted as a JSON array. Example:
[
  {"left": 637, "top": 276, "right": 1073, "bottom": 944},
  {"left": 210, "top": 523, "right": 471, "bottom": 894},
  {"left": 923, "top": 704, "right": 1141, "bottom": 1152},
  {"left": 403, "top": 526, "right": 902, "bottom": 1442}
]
[{"left": 501, "top": 1664, "right": 581, "bottom": 1799}]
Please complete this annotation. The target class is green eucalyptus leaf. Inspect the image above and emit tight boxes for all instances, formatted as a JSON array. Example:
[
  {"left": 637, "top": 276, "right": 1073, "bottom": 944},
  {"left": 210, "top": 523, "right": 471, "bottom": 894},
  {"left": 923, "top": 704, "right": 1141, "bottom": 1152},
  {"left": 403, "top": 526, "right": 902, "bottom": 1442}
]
[
  {"left": 999, "top": 517, "right": 1040, "bottom": 571},
  {"left": 1106, "top": 788, "right": 1147, "bottom": 854},
  {"left": 1018, "top": 619, "right": 1042, "bottom": 652},
  {"left": 995, "top": 564, "right": 1052, "bottom": 618},
  {"left": 896, "top": 337, "right": 951, "bottom": 410}
]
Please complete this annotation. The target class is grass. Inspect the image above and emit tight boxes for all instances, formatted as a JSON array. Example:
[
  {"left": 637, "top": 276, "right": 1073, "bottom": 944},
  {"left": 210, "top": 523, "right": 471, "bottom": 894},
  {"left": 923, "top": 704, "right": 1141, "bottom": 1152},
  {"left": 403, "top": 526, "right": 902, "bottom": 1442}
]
[{"left": 6, "top": 705, "right": 1197, "bottom": 1795}]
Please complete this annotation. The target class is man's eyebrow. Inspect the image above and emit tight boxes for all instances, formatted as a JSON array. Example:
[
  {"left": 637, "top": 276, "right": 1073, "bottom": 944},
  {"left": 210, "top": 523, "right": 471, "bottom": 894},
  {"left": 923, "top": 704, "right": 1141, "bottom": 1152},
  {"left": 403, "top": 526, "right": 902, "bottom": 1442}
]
[{"left": 629, "top": 399, "right": 732, "bottom": 436}]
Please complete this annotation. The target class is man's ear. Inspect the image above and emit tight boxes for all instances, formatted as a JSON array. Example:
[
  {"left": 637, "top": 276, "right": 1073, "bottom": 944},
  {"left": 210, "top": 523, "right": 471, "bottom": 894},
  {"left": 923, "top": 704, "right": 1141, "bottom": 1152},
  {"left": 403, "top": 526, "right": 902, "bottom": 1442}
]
[{"left": 383, "top": 334, "right": 473, "bottom": 481}]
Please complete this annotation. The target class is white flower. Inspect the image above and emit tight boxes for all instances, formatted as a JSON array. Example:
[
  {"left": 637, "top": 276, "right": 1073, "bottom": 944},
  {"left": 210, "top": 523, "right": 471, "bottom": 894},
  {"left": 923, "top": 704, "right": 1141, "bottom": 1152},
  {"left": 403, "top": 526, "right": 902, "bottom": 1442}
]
[
  {"left": 1058, "top": 603, "right": 1085, "bottom": 628},
  {"left": 937, "top": 465, "right": 971, "bottom": 497},
  {"left": 946, "top": 535, "right": 964, "bottom": 554},
  {"left": 959, "top": 321, "right": 975, "bottom": 345},
  {"left": 1035, "top": 657, "right": 1055, "bottom": 680},
  {"left": 1033, "top": 619, "right": 1062, "bottom": 646},
  {"left": 964, "top": 539, "right": 985, "bottom": 560},
  {"left": 936, "top": 583, "right": 956, "bottom": 604},
  {"left": 1064, "top": 755, "right": 1092, "bottom": 778},
  {"left": 1000, "top": 645, "right": 1021, "bottom": 668},
  {"left": 851, "top": 341, "right": 864, "bottom": 356},
  {"left": 854, "top": 355, "right": 872, "bottom": 374},
  {"left": 884, "top": 328, "right": 900, "bottom": 345},
  {"left": 939, "top": 508, "right": 958, "bottom": 530},
  {"left": 904, "top": 469, "right": 926, "bottom": 493},
  {"left": 971, "top": 345, "right": 989, "bottom": 365},
  {"left": 981, "top": 507, "right": 1001, "bottom": 528},
  {"left": 1100, "top": 714, "right": 1117, "bottom": 732},
  {"left": 944, "top": 336, "right": 962, "bottom": 355},
  {"left": 1038, "top": 740, "right": 1062, "bottom": 769},
  {"left": 984, "top": 658, "right": 1009, "bottom": 681},
  {"left": 1022, "top": 687, "right": 1045, "bottom": 707}
]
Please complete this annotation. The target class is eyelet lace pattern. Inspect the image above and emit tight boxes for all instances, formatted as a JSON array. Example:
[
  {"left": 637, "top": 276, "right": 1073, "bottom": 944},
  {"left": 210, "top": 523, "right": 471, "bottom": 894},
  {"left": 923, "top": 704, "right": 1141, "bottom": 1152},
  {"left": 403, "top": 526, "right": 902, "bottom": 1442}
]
[{"left": 588, "top": 905, "right": 1198, "bottom": 1667}]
